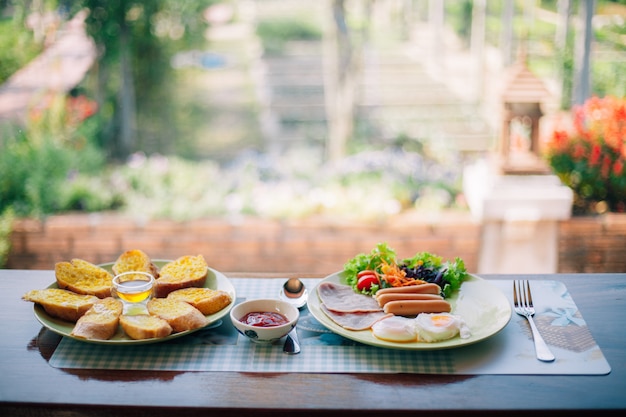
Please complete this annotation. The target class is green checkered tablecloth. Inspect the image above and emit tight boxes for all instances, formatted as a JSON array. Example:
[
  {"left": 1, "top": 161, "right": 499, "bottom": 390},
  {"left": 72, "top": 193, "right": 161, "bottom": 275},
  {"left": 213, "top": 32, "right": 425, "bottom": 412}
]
[{"left": 48, "top": 279, "right": 611, "bottom": 375}]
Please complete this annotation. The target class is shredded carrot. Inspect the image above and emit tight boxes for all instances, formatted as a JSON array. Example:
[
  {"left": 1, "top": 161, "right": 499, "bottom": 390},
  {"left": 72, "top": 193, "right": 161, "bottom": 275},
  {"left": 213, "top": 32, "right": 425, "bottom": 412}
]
[{"left": 380, "top": 260, "right": 426, "bottom": 287}]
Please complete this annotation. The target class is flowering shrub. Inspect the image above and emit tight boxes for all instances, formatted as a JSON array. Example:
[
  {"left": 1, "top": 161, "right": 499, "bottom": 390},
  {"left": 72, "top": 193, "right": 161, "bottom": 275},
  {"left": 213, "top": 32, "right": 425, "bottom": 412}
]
[
  {"left": 28, "top": 93, "right": 98, "bottom": 141},
  {"left": 545, "top": 96, "right": 626, "bottom": 214},
  {"left": 114, "top": 147, "right": 465, "bottom": 222}
]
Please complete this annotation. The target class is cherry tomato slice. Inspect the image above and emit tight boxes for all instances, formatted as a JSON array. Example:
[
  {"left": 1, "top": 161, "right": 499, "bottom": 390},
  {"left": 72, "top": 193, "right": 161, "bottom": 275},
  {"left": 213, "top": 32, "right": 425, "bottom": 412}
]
[
  {"left": 357, "top": 274, "right": 379, "bottom": 291},
  {"left": 357, "top": 270, "right": 377, "bottom": 279}
]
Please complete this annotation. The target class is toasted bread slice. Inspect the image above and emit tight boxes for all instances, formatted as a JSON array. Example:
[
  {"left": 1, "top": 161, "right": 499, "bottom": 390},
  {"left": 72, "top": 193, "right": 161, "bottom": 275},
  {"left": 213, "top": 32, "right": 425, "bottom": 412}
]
[
  {"left": 55, "top": 259, "right": 113, "bottom": 298},
  {"left": 154, "top": 255, "right": 208, "bottom": 298},
  {"left": 71, "top": 297, "right": 123, "bottom": 340},
  {"left": 167, "top": 287, "right": 232, "bottom": 315},
  {"left": 120, "top": 314, "right": 173, "bottom": 340},
  {"left": 22, "top": 288, "right": 99, "bottom": 322},
  {"left": 112, "top": 249, "right": 159, "bottom": 278},
  {"left": 147, "top": 298, "right": 209, "bottom": 333}
]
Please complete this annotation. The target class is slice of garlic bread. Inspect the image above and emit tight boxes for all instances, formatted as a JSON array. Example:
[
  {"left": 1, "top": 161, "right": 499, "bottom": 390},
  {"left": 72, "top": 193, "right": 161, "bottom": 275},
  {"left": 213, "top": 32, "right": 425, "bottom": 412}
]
[
  {"left": 120, "top": 314, "right": 173, "bottom": 340},
  {"left": 147, "top": 298, "right": 209, "bottom": 332},
  {"left": 167, "top": 287, "right": 232, "bottom": 315},
  {"left": 22, "top": 288, "right": 99, "bottom": 322},
  {"left": 112, "top": 249, "right": 159, "bottom": 278},
  {"left": 71, "top": 297, "right": 123, "bottom": 340},
  {"left": 55, "top": 259, "right": 113, "bottom": 298},
  {"left": 154, "top": 255, "right": 208, "bottom": 298}
]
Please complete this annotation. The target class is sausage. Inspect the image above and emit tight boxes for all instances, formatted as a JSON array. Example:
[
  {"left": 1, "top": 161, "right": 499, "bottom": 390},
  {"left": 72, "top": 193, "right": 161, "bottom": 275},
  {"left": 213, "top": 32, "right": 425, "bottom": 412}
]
[
  {"left": 383, "top": 299, "right": 451, "bottom": 316},
  {"left": 376, "top": 283, "right": 441, "bottom": 296},
  {"left": 376, "top": 293, "right": 443, "bottom": 308}
]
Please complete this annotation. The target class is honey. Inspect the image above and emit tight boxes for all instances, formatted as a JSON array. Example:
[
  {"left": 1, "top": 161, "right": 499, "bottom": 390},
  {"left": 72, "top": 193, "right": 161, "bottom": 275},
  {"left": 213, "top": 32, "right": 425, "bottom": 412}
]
[
  {"left": 115, "top": 280, "right": 153, "bottom": 303},
  {"left": 112, "top": 271, "right": 155, "bottom": 312}
]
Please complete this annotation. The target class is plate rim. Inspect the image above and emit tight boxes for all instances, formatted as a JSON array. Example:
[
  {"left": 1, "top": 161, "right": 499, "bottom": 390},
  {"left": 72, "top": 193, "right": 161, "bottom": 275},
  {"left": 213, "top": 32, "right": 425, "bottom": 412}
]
[
  {"left": 33, "top": 260, "right": 236, "bottom": 345},
  {"left": 306, "top": 270, "right": 512, "bottom": 351}
]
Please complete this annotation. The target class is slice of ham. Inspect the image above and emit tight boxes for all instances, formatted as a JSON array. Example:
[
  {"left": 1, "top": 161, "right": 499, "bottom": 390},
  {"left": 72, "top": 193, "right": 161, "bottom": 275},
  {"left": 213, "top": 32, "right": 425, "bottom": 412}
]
[
  {"left": 321, "top": 304, "right": 392, "bottom": 331},
  {"left": 317, "top": 282, "right": 382, "bottom": 313}
]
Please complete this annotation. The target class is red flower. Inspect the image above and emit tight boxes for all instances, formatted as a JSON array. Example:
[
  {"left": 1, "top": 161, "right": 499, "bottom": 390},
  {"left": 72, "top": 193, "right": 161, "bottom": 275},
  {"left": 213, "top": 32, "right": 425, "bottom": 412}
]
[
  {"left": 589, "top": 144, "right": 602, "bottom": 166},
  {"left": 66, "top": 95, "right": 98, "bottom": 125},
  {"left": 573, "top": 143, "right": 586, "bottom": 161},
  {"left": 550, "top": 130, "right": 570, "bottom": 152},
  {"left": 546, "top": 96, "right": 626, "bottom": 214}
]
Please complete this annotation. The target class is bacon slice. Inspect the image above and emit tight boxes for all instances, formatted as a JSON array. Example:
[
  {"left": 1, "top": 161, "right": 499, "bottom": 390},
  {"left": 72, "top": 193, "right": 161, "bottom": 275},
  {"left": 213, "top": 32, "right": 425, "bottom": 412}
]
[
  {"left": 317, "top": 282, "right": 382, "bottom": 313},
  {"left": 321, "top": 304, "right": 392, "bottom": 331}
]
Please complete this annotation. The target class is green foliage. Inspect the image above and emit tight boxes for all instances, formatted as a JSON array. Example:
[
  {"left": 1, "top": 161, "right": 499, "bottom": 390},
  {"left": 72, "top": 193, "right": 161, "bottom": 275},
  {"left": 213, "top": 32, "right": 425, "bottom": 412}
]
[
  {"left": 0, "top": 91, "right": 115, "bottom": 217},
  {"left": 0, "top": 208, "right": 14, "bottom": 268},
  {"left": 445, "top": 0, "right": 473, "bottom": 47},
  {"left": 58, "top": 175, "right": 124, "bottom": 212},
  {"left": 0, "top": 17, "right": 42, "bottom": 84},
  {"left": 256, "top": 16, "right": 322, "bottom": 55},
  {"left": 0, "top": 130, "right": 113, "bottom": 216},
  {"left": 69, "top": 0, "right": 215, "bottom": 158}
]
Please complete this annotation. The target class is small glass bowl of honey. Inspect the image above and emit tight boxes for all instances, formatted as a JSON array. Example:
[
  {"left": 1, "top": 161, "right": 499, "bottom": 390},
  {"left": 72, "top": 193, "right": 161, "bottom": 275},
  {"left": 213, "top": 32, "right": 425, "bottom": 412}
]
[{"left": 112, "top": 271, "right": 155, "bottom": 314}]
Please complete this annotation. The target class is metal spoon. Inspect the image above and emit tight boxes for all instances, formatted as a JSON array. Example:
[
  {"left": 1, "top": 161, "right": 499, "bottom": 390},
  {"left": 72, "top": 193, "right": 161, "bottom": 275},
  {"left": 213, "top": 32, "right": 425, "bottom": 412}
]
[
  {"left": 283, "top": 325, "right": 301, "bottom": 355},
  {"left": 281, "top": 278, "right": 306, "bottom": 354},
  {"left": 280, "top": 278, "right": 307, "bottom": 309}
]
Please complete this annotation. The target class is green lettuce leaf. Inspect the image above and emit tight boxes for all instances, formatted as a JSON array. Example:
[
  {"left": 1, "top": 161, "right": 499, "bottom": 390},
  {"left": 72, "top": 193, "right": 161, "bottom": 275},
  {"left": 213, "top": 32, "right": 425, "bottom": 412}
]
[{"left": 343, "top": 242, "right": 397, "bottom": 294}]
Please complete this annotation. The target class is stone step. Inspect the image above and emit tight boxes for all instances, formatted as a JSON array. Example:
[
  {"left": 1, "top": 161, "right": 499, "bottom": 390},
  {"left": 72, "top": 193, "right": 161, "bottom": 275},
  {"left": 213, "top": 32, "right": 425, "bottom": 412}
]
[
  {"left": 271, "top": 103, "right": 326, "bottom": 122},
  {"left": 258, "top": 41, "right": 494, "bottom": 153}
]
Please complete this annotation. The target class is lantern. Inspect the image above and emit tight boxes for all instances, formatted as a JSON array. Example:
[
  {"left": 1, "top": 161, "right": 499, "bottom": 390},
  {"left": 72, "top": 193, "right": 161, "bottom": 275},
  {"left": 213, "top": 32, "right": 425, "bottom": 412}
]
[{"left": 497, "top": 51, "right": 552, "bottom": 174}]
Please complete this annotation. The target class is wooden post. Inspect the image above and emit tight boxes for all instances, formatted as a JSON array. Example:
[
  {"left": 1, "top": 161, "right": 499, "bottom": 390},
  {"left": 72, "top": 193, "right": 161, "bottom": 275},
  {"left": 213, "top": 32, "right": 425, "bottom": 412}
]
[{"left": 573, "top": 0, "right": 594, "bottom": 106}]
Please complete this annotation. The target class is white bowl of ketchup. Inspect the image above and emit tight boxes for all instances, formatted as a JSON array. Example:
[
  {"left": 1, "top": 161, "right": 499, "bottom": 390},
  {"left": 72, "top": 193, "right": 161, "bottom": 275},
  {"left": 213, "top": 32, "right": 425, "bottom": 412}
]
[{"left": 230, "top": 298, "right": 299, "bottom": 344}]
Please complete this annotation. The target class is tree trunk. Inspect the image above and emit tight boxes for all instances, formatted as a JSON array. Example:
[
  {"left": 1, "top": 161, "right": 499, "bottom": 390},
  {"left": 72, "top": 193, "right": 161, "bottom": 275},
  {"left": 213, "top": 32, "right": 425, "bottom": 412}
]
[
  {"left": 573, "top": 0, "right": 594, "bottom": 106},
  {"left": 323, "top": 0, "right": 357, "bottom": 162},
  {"left": 470, "top": 0, "right": 486, "bottom": 103},
  {"left": 117, "top": 23, "right": 136, "bottom": 158},
  {"left": 556, "top": 0, "right": 573, "bottom": 109},
  {"left": 501, "top": 0, "right": 515, "bottom": 67}
]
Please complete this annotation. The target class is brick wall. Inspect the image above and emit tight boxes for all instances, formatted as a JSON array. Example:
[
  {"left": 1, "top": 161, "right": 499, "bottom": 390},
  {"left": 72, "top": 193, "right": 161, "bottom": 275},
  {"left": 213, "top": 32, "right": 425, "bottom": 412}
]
[
  {"left": 6, "top": 211, "right": 480, "bottom": 275},
  {"left": 557, "top": 213, "right": 626, "bottom": 273},
  {"left": 6, "top": 211, "right": 626, "bottom": 274}
]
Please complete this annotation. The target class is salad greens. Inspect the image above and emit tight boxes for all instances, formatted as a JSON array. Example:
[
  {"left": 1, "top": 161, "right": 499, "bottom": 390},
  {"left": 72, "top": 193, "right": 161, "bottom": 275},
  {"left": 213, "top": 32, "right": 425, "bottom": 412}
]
[
  {"left": 402, "top": 252, "right": 468, "bottom": 298},
  {"left": 344, "top": 242, "right": 396, "bottom": 294},
  {"left": 343, "top": 242, "right": 469, "bottom": 297}
]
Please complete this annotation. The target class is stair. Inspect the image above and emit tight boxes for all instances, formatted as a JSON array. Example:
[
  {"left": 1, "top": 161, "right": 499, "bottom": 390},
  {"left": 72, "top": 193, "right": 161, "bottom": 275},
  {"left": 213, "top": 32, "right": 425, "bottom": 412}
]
[{"left": 258, "top": 39, "right": 495, "bottom": 157}]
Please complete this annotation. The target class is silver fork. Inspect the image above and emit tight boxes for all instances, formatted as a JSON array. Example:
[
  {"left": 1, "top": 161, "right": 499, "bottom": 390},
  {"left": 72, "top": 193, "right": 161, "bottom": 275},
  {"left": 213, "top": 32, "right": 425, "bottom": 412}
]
[{"left": 513, "top": 280, "right": 555, "bottom": 362}]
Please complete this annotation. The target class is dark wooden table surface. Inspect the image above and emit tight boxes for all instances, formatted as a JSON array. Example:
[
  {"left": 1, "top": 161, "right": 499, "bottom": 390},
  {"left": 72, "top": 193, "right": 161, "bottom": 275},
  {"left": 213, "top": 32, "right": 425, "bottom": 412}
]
[{"left": 1, "top": 269, "right": 625, "bottom": 416}]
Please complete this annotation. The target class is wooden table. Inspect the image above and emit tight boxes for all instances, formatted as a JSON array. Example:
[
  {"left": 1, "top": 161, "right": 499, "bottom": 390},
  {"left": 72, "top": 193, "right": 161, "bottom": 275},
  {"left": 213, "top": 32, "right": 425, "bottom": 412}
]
[{"left": 1, "top": 269, "right": 625, "bottom": 416}]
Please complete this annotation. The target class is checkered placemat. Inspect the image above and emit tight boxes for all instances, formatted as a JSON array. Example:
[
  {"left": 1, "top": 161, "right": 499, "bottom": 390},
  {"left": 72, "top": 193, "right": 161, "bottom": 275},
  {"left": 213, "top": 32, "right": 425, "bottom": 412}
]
[{"left": 48, "top": 279, "right": 611, "bottom": 375}]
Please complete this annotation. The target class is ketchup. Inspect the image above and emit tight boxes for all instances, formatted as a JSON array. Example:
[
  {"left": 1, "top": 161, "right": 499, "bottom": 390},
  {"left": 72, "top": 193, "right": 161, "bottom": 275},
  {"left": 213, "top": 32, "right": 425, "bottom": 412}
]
[{"left": 240, "top": 311, "right": 288, "bottom": 327}]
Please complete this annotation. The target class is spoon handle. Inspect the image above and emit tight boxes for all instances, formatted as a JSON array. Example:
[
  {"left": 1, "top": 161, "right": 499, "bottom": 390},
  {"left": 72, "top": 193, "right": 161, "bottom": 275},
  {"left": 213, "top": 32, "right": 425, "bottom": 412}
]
[{"left": 283, "top": 327, "right": 301, "bottom": 354}]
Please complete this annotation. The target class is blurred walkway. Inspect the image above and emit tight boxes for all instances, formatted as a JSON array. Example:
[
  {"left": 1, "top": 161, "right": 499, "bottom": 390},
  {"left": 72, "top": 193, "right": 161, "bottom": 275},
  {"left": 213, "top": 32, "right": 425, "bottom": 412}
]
[{"left": 0, "top": 9, "right": 95, "bottom": 126}]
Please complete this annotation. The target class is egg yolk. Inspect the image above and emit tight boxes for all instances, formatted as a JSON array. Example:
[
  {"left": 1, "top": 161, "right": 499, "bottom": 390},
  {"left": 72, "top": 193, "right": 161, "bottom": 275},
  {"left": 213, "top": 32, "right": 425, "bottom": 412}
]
[{"left": 430, "top": 315, "right": 453, "bottom": 326}]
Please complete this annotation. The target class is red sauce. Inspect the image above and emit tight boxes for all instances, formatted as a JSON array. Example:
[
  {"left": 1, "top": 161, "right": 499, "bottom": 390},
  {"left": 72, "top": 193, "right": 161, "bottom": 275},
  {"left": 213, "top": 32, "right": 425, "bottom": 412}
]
[{"left": 240, "top": 311, "right": 289, "bottom": 327}]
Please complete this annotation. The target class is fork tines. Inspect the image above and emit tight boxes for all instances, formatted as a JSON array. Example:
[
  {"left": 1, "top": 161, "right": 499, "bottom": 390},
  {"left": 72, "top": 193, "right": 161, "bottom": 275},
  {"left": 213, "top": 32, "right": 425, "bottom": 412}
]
[{"left": 513, "top": 280, "right": 532, "bottom": 310}]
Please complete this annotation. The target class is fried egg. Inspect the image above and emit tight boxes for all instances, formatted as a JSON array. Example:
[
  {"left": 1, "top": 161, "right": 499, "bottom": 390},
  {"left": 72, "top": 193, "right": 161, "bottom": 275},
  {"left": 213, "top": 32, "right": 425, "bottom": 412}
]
[
  {"left": 371, "top": 316, "right": 417, "bottom": 342},
  {"left": 414, "top": 312, "right": 470, "bottom": 342}
]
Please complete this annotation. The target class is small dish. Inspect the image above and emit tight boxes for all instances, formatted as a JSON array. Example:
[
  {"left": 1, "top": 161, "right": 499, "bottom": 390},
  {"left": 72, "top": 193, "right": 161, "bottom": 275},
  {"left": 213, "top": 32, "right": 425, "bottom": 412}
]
[
  {"left": 111, "top": 271, "right": 155, "bottom": 315},
  {"left": 230, "top": 299, "right": 299, "bottom": 344}
]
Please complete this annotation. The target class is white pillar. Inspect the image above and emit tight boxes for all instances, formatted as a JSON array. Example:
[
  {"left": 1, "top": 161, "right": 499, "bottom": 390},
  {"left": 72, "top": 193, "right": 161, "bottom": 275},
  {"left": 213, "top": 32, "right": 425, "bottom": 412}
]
[{"left": 463, "top": 160, "right": 573, "bottom": 274}]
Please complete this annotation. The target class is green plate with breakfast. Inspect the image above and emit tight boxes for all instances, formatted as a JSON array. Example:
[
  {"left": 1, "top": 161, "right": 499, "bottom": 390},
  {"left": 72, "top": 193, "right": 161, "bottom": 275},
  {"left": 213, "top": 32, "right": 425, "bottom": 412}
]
[{"left": 307, "top": 243, "right": 512, "bottom": 350}]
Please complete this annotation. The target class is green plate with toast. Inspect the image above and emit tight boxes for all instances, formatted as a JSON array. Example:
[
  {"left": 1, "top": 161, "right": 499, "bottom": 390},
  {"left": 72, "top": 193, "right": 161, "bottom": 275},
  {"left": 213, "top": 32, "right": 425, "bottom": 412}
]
[{"left": 33, "top": 261, "right": 236, "bottom": 345}]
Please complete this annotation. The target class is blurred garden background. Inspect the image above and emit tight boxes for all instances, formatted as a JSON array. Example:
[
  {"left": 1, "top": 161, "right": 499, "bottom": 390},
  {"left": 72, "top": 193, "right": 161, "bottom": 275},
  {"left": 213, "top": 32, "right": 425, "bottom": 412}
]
[{"left": 1, "top": 0, "right": 625, "bottom": 272}]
